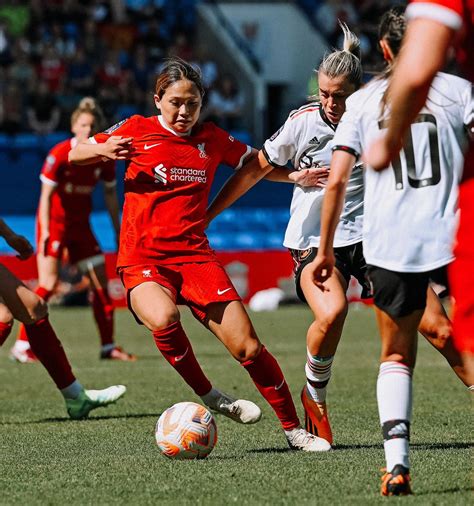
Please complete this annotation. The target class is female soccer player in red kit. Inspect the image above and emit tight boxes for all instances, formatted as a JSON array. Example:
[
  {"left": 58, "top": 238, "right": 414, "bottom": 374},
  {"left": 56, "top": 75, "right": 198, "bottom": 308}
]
[
  {"left": 69, "top": 58, "right": 330, "bottom": 451},
  {"left": 10, "top": 98, "right": 136, "bottom": 363}
]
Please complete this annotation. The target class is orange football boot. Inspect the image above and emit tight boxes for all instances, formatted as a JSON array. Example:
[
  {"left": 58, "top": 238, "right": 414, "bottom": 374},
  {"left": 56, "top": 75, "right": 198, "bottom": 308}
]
[
  {"left": 381, "top": 465, "right": 412, "bottom": 496},
  {"left": 300, "top": 385, "right": 333, "bottom": 445}
]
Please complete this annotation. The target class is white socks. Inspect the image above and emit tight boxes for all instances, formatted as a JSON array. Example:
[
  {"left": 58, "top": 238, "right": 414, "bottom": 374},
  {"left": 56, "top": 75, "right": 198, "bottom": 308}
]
[
  {"left": 60, "top": 380, "right": 83, "bottom": 400},
  {"left": 377, "top": 361, "right": 413, "bottom": 471},
  {"left": 305, "top": 351, "right": 334, "bottom": 403}
]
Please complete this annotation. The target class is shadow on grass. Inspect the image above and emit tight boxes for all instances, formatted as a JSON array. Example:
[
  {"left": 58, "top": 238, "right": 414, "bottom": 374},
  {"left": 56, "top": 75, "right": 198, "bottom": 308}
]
[
  {"left": 415, "top": 485, "right": 473, "bottom": 496},
  {"left": 246, "top": 448, "right": 292, "bottom": 454},
  {"left": 318, "top": 442, "right": 473, "bottom": 451},
  {"left": 411, "top": 442, "right": 473, "bottom": 450},
  {"left": 0, "top": 412, "right": 162, "bottom": 425}
]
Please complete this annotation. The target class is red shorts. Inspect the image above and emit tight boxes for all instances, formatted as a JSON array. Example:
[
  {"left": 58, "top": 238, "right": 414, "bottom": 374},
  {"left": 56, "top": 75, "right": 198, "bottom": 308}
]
[
  {"left": 36, "top": 220, "right": 102, "bottom": 265},
  {"left": 449, "top": 177, "right": 474, "bottom": 354},
  {"left": 119, "top": 261, "right": 241, "bottom": 323}
]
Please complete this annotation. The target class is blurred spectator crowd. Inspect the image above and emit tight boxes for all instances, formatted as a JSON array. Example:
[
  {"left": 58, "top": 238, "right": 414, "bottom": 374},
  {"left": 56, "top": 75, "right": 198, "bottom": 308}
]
[
  {"left": 0, "top": 0, "right": 247, "bottom": 135},
  {"left": 298, "top": 0, "right": 408, "bottom": 72},
  {"left": 2, "top": 0, "right": 448, "bottom": 138}
]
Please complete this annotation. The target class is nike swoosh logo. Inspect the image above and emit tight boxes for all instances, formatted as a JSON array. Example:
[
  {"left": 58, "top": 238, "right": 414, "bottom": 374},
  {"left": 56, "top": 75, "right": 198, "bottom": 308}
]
[
  {"left": 144, "top": 143, "right": 161, "bottom": 150},
  {"left": 217, "top": 288, "right": 232, "bottom": 295},
  {"left": 175, "top": 347, "right": 189, "bottom": 362},
  {"left": 274, "top": 380, "right": 285, "bottom": 391}
]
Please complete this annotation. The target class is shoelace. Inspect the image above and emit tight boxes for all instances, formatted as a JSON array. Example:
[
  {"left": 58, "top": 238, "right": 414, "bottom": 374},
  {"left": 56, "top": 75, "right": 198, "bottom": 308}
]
[{"left": 291, "top": 429, "right": 315, "bottom": 446}]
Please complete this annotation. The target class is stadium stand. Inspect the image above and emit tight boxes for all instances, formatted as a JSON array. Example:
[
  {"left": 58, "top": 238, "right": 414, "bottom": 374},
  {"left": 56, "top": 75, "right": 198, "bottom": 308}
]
[{"left": 0, "top": 1, "right": 415, "bottom": 253}]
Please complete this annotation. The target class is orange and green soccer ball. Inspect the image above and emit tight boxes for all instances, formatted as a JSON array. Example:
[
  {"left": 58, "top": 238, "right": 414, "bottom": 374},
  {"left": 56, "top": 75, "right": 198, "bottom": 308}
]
[{"left": 155, "top": 402, "right": 217, "bottom": 459}]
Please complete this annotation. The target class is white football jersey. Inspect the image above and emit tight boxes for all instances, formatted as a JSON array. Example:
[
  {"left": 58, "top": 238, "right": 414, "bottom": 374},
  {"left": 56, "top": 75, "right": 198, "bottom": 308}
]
[
  {"left": 263, "top": 102, "right": 364, "bottom": 249},
  {"left": 334, "top": 72, "right": 472, "bottom": 272}
]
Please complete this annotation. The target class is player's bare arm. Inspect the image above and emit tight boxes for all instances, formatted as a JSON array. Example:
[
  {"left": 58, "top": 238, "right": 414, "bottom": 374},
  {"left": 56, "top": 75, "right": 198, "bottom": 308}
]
[
  {"left": 310, "top": 150, "right": 356, "bottom": 288},
  {"left": 69, "top": 136, "right": 134, "bottom": 165},
  {"left": 364, "top": 18, "right": 454, "bottom": 171},
  {"left": 0, "top": 218, "right": 34, "bottom": 260},
  {"left": 206, "top": 148, "right": 268, "bottom": 224}
]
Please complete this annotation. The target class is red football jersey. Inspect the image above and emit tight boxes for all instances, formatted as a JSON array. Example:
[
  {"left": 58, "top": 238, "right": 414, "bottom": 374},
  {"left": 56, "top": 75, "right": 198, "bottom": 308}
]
[
  {"left": 92, "top": 115, "right": 251, "bottom": 267},
  {"left": 40, "top": 138, "right": 116, "bottom": 226}
]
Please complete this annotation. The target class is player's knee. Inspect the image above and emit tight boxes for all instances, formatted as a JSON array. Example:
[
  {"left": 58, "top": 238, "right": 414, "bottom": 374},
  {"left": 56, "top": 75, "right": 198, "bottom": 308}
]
[
  {"left": 420, "top": 316, "right": 452, "bottom": 350},
  {"left": 233, "top": 338, "right": 262, "bottom": 362},
  {"left": 316, "top": 304, "right": 348, "bottom": 335},
  {"left": 20, "top": 298, "right": 48, "bottom": 325},
  {"left": 146, "top": 308, "right": 180, "bottom": 332},
  {"left": 30, "top": 298, "right": 49, "bottom": 323}
]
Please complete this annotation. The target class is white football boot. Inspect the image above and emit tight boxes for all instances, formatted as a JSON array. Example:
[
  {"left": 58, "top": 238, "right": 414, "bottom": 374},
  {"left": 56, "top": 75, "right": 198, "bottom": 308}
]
[
  {"left": 201, "top": 388, "right": 262, "bottom": 424},
  {"left": 66, "top": 385, "right": 127, "bottom": 420},
  {"left": 285, "top": 427, "right": 332, "bottom": 452}
]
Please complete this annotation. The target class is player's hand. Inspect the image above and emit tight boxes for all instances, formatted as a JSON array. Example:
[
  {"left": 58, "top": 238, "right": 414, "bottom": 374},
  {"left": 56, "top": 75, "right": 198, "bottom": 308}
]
[
  {"left": 307, "top": 251, "right": 335, "bottom": 291},
  {"left": 289, "top": 167, "right": 329, "bottom": 188},
  {"left": 101, "top": 136, "right": 134, "bottom": 161},
  {"left": 5, "top": 233, "right": 34, "bottom": 260},
  {"left": 363, "top": 134, "right": 402, "bottom": 172}
]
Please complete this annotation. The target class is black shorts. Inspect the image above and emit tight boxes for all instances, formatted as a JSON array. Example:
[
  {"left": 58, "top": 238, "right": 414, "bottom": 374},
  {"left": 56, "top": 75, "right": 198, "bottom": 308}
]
[
  {"left": 366, "top": 264, "right": 450, "bottom": 318},
  {"left": 289, "top": 242, "right": 371, "bottom": 303}
]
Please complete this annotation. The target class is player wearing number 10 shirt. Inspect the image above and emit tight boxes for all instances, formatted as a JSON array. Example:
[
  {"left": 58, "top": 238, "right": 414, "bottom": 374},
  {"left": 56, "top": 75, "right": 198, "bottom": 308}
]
[
  {"left": 336, "top": 72, "right": 471, "bottom": 274},
  {"left": 311, "top": 7, "right": 472, "bottom": 495}
]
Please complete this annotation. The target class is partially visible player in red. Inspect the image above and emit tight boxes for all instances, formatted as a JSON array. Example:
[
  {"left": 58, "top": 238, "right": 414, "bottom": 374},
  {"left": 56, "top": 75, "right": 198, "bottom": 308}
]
[
  {"left": 10, "top": 98, "right": 136, "bottom": 363},
  {"left": 0, "top": 217, "right": 126, "bottom": 418},
  {"left": 364, "top": 0, "right": 473, "bottom": 385},
  {"left": 69, "top": 57, "right": 331, "bottom": 452}
]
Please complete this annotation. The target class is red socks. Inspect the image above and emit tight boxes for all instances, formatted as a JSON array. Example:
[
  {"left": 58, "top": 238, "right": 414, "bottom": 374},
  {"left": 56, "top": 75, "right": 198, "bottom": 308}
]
[
  {"left": 25, "top": 316, "right": 75, "bottom": 389},
  {"left": 242, "top": 346, "right": 300, "bottom": 430},
  {"left": 16, "top": 286, "right": 53, "bottom": 343},
  {"left": 0, "top": 321, "right": 13, "bottom": 346},
  {"left": 91, "top": 288, "right": 114, "bottom": 346},
  {"left": 153, "top": 321, "right": 212, "bottom": 396}
]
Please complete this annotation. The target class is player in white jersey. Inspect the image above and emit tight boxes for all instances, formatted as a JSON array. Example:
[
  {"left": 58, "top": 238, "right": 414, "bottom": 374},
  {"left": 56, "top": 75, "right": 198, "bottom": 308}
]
[
  {"left": 207, "top": 24, "right": 366, "bottom": 445},
  {"left": 309, "top": 7, "right": 473, "bottom": 496},
  {"left": 207, "top": 18, "right": 469, "bottom": 447}
]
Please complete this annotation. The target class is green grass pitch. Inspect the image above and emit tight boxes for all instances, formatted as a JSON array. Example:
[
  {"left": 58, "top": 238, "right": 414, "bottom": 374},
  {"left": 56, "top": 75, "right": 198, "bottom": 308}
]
[{"left": 0, "top": 305, "right": 471, "bottom": 505}]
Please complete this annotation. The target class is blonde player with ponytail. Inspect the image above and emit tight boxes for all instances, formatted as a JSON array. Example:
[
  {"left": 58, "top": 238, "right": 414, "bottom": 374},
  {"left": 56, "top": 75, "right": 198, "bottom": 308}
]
[
  {"left": 10, "top": 98, "right": 136, "bottom": 362},
  {"left": 207, "top": 23, "right": 365, "bottom": 445}
]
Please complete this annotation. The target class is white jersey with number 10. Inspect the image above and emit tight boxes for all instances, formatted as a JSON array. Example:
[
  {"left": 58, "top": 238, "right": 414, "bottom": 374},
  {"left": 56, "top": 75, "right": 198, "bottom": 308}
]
[{"left": 333, "top": 72, "right": 472, "bottom": 273}]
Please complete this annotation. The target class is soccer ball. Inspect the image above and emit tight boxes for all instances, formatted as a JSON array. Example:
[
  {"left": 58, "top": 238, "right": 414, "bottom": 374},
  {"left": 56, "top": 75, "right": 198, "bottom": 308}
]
[{"left": 155, "top": 402, "right": 217, "bottom": 459}]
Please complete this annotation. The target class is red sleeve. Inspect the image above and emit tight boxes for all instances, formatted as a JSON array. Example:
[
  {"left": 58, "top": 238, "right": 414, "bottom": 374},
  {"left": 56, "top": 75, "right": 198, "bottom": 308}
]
[
  {"left": 213, "top": 124, "right": 251, "bottom": 170},
  {"left": 40, "top": 143, "right": 67, "bottom": 186},
  {"left": 407, "top": 0, "right": 465, "bottom": 30},
  {"left": 92, "top": 116, "right": 139, "bottom": 144},
  {"left": 100, "top": 160, "right": 116, "bottom": 184}
]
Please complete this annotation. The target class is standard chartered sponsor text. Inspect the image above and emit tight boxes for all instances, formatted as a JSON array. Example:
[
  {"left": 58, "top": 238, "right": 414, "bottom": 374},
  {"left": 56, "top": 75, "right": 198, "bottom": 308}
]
[{"left": 170, "top": 167, "right": 207, "bottom": 183}]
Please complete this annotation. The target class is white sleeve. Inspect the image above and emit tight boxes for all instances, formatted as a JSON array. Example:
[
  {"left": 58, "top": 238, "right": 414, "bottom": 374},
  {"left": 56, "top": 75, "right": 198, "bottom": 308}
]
[
  {"left": 332, "top": 101, "right": 362, "bottom": 158},
  {"left": 463, "top": 83, "right": 473, "bottom": 132},
  {"left": 262, "top": 114, "right": 298, "bottom": 167},
  {"left": 406, "top": 2, "right": 463, "bottom": 31}
]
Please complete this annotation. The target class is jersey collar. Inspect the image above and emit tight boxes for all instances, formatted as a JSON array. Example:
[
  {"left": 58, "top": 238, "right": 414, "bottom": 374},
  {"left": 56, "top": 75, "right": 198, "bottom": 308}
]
[
  {"left": 158, "top": 115, "right": 191, "bottom": 137},
  {"left": 319, "top": 106, "right": 337, "bottom": 131}
]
